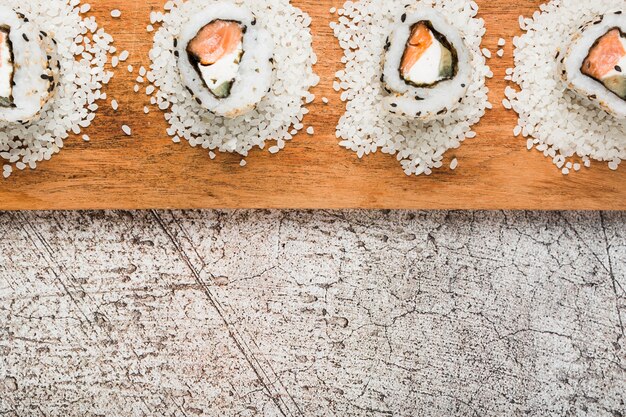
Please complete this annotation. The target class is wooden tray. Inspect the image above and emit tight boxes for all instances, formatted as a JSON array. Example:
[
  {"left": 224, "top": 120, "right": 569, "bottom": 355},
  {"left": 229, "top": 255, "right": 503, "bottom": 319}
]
[{"left": 0, "top": 0, "right": 624, "bottom": 211}]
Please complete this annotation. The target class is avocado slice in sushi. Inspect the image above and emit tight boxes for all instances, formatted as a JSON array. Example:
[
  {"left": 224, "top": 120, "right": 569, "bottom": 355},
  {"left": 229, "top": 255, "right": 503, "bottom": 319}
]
[
  {"left": 581, "top": 28, "right": 626, "bottom": 101},
  {"left": 438, "top": 45, "right": 454, "bottom": 80},
  {"left": 602, "top": 75, "right": 626, "bottom": 100},
  {"left": 400, "top": 21, "right": 458, "bottom": 88},
  {"left": 186, "top": 20, "right": 244, "bottom": 100},
  {"left": 210, "top": 80, "right": 234, "bottom": 99},
  {"left": 0, "top": 25, "right": 14, "bottom": 107}
]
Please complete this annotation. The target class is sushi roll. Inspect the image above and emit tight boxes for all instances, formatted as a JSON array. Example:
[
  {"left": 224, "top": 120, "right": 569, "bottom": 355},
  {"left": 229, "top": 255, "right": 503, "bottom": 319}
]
[
  {"left": 177, "top": 3, "right": 274, "bottom": 119},
  {"left": 562, "top": 10, "right": 626, "bottom": 119},
  {"left": 382, "top": 7, "right": 472, "bottom": 120},
  {"left": 0, "top": 6, "right": 56, "bottom": 124}
]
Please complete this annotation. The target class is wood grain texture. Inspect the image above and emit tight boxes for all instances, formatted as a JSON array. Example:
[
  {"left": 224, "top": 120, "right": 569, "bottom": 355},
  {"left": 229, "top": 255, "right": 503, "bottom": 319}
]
[{"left": 0, "top": 0, "right": 624, "bottom": 211}]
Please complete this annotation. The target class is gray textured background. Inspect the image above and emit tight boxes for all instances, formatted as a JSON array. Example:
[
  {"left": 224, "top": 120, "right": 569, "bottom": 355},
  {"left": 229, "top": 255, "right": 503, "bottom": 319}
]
[{"left": 0, "top": 210, "right": 624, "bottom": 416}]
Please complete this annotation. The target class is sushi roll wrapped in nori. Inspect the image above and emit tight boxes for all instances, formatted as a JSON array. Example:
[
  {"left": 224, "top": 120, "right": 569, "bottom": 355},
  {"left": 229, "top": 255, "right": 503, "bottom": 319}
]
[
  {"left": 0, "top": 6, "right": 56, "bottom": 123},
  {"left": 177, "top": 3, "right": 274, "bottom": 119},
  {"left": 561, "top": 10, "right": 626, "bottom": 119},
  {"left": 382, "top": 7, "right": 472, "bottom": 121}
]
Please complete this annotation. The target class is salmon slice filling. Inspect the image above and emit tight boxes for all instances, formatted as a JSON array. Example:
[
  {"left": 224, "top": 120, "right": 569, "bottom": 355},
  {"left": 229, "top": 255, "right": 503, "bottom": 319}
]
[
  {"left": 582, "top": 28, "right": 626, "bottom": 100},
  {"left": 400, "top": 21, "right": 457, "bottom": 88},
  {"left": 186, "top": 20, "right": 244, "bottom": 99},
  {"left": 0, "top": 25, "right": 14, "bottom": 107}
]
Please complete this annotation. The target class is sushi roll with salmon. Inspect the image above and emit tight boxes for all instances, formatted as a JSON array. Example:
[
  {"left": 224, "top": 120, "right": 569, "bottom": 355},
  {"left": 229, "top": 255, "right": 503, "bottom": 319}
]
[
  {"left": 562, "top": 10, "right": 626, "bottom": 119},
  {"left": 177, "top": 3, "right": 274, "bottom": 119},
  {"left": 382, "top": 7, "right": 472, "bottom": 121},
  {"left": 0, "top": 6, "right": 56, "bottom": 123}
]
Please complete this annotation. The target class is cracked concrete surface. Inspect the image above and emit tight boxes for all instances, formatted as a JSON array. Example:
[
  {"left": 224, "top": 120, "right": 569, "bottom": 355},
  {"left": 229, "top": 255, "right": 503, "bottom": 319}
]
[{"left": 0, "top": 210, "right": 624, "bottom": 417}]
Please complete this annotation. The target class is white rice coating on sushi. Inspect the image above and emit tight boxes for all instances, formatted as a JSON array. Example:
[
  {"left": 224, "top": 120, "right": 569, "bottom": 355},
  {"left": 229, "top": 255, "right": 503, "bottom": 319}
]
[
  {"left": 331, "top": 0, "right": 490, "bottom": 177},
  {"left": 148, "top": 0, "right": 320, "bottom": 157},
  {"left": 0, "top": 0, "right": 114, "bottom": 178},
  {"left": 505, "top": 0, "right": 626, "bottom": 173}
]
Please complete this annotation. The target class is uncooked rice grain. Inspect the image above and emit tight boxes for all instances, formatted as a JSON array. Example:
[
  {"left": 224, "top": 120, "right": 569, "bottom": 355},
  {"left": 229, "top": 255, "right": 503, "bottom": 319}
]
[
  {"left": 332, "top": 0, "right": 490, "bottom": 176},
  {"left": 505, "top": 0, "right": 625, "bottom": 172},
  {"left": 0, "top": 0, "right": 114, "bottom": 178},
  {"left": 147, "top": 0, "right": 319, "bottom": 158}
]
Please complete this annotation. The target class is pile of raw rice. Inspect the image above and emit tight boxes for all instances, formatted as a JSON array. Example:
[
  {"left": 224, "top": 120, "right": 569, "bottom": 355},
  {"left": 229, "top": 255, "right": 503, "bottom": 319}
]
[
  {"left": 504, "top": 0, "right": 626, "bottom": 174},
  {"left": 0, "top": 0, "right": 114, "bottom": 178},
  {"left": 331, "top": 0, "right": 491, "bottom": 176},
  {"left": 147, "top": 0, "right": 319, "bottom": 159}
]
